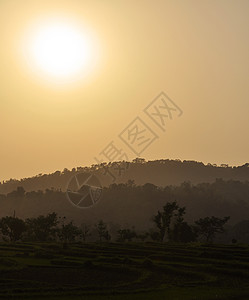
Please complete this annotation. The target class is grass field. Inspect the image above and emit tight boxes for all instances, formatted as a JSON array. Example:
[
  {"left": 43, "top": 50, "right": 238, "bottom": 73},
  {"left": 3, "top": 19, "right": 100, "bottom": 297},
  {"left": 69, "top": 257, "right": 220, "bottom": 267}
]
[{"left": 0, "top": 242, "right": 249, "bottom": 299}]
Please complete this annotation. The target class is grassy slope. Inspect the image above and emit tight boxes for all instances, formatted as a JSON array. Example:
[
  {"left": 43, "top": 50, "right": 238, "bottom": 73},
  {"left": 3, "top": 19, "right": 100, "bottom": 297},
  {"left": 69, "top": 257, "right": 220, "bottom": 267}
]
[{"left": 0, "top": 242, "right": 249, "bottom": 299}]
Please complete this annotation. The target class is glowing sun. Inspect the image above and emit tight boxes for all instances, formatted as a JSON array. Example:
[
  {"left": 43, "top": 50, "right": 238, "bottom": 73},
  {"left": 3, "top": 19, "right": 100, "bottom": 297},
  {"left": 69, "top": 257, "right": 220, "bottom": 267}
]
[{"left": 25, "top": 19, "right": 96, "bottom": 81}]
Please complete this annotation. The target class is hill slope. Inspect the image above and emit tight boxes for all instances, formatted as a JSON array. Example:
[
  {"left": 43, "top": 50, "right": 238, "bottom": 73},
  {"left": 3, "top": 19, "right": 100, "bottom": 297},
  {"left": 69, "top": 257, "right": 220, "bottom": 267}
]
[{"left": 0, "top": 159, "right": 248, "bottom": 194}]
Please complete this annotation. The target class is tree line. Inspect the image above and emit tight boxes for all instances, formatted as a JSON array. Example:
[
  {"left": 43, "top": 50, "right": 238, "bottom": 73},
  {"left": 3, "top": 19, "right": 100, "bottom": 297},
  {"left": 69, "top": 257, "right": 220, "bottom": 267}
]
[
  {"left": 0, "top": 201, "right": 230, "bottom": 244},
  {"left": 1, "top": 159, "right": 249, "bottom": 194}
]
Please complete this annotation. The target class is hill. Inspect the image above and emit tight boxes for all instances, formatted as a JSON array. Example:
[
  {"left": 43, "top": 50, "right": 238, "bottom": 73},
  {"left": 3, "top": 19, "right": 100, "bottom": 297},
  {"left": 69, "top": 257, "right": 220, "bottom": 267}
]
[{"left": 0, "top": 159, "right": 249, "bottom": 194}]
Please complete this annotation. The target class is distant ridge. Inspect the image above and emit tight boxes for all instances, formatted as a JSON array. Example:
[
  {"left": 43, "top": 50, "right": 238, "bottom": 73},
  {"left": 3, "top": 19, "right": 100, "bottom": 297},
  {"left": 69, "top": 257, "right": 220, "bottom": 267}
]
[{"left": 0, "top": 159, "right": 248, "bottom": 194}]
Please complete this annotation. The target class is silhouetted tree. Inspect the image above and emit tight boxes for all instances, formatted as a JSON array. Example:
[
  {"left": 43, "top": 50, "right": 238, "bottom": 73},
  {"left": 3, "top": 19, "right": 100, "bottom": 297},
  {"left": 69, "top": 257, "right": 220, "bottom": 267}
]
[
  {"left": 169, "top": 206, "right": 197, "bottom": 242},
  {"left": 153, "top": 201, "right": 180, "bottom": 242},
  {"left": 195, "top": 216, "right": 230, "bottom": 243},
  {"left": 58, "top": 221, "right": 81, "bottom": 243},
  {"left": 26, "top": 212, "right": 59, "bottom": 241},
  {"left": 0, "top": 216, "right": 26, "bottom": 242},
  {"left": 96, "top": 220, "right": 110, "bottom": 242}
]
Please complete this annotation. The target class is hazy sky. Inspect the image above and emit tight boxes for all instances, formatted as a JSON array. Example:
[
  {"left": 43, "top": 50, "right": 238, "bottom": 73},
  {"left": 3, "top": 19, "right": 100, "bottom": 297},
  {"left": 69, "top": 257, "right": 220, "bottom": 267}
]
[{"left": 0, "top": 0, "right": 249, "bottom": 180}]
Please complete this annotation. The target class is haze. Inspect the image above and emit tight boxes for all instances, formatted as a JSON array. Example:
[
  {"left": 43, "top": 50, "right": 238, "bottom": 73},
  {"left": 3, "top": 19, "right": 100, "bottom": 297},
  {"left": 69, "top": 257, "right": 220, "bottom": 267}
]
[{"left": 0, "top": 0, "right": 249, "bottom": 180}]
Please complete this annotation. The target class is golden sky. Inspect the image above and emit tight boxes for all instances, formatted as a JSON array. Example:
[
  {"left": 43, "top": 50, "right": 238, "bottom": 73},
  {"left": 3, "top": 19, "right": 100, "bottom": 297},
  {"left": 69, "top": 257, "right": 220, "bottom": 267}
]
[{"left": 0, "top": 0, "right": 249, "bottom": 180}]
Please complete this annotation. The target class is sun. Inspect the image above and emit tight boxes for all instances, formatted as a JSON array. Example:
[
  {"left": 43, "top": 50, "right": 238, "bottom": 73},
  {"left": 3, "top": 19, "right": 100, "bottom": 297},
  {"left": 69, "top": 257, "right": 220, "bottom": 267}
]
[{"left": 25, "top": 19, "right": 96, "bottom": 82}]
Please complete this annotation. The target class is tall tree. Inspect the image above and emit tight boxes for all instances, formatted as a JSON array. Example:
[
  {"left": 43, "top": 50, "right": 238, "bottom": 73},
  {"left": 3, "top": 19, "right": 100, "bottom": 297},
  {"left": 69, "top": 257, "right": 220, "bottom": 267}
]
[
  {"left": 153, "top": 201, "right": 180, "bottom": 242},
  {"left": 195, "top": 216, "right": 230, "bottom": 243}
]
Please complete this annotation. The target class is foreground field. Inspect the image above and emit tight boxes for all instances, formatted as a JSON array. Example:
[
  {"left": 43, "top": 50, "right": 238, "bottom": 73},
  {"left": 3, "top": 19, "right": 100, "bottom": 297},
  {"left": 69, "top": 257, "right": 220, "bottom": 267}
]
[{"left": 0, "top": 242, "right": 249, "bottom": 299}]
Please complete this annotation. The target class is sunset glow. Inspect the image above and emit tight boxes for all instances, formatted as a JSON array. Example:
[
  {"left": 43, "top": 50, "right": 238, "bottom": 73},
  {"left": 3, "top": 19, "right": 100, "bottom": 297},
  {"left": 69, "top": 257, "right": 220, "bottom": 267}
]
[{"left": 24, "top": 19, "right": 96, "bottom": 82}]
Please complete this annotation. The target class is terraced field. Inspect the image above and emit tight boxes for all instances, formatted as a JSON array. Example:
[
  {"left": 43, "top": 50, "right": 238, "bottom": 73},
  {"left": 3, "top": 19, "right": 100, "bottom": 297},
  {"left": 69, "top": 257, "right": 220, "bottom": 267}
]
[{"left": 0, "top": 242, "right": 249, "bottom": 299}]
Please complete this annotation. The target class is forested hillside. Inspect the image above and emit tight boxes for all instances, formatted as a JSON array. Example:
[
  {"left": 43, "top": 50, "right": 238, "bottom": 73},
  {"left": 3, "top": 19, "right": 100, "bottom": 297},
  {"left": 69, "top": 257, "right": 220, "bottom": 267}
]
[
  {"left": 1, "top": 179, "right": 249, "bottom": 235},
  {"left": 0, "top": 159, "right": 248, "bottom": 194}
]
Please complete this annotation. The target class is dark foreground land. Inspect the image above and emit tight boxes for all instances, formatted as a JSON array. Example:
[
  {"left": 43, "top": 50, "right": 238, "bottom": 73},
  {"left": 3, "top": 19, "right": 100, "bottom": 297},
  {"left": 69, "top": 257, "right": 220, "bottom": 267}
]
[{"left": 0, "top": 242, "right": 249, "bottom": 299}]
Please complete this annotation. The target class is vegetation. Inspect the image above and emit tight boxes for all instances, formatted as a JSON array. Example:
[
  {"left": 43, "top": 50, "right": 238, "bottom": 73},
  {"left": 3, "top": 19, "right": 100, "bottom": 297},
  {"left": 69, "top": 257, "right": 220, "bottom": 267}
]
[
  {"left": 0, "top": 170, "right": 248, "bottom": 299},
  {"left": 1, "top": 159, "right": 249, "bottom": 194},
  {"left": 0, "top": 241, "right": 249, "bottom": 299},
  {"left": 1, "top": 177, "right": 249, "bottom": 237},
  {"left": 0, "top": 216, "right": 26, "bottom": 242},
  {"left": 0, "top": 202, "right": 230, "bottom": 244},
  {"left": 153, "top": 201, "right": 184, "bottom": 242},
  {"left": 195, "top": 216, "right": 230, "bottom": 243}
]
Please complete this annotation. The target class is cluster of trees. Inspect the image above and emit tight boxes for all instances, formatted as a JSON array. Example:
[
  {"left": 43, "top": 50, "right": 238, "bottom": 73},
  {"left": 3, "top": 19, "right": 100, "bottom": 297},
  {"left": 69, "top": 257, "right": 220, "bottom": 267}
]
[
  {"left": 0, "top": 213, "right": 103, "bottom": 243},
  {"left": 0, "top": 201, "right": 230, "bottom": 244},
  {"left": 0, "top": 179, "right": 248, "bottom": 239},
  {"left": 153, "top": 201, "right": 230, "bottom": 243}
]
